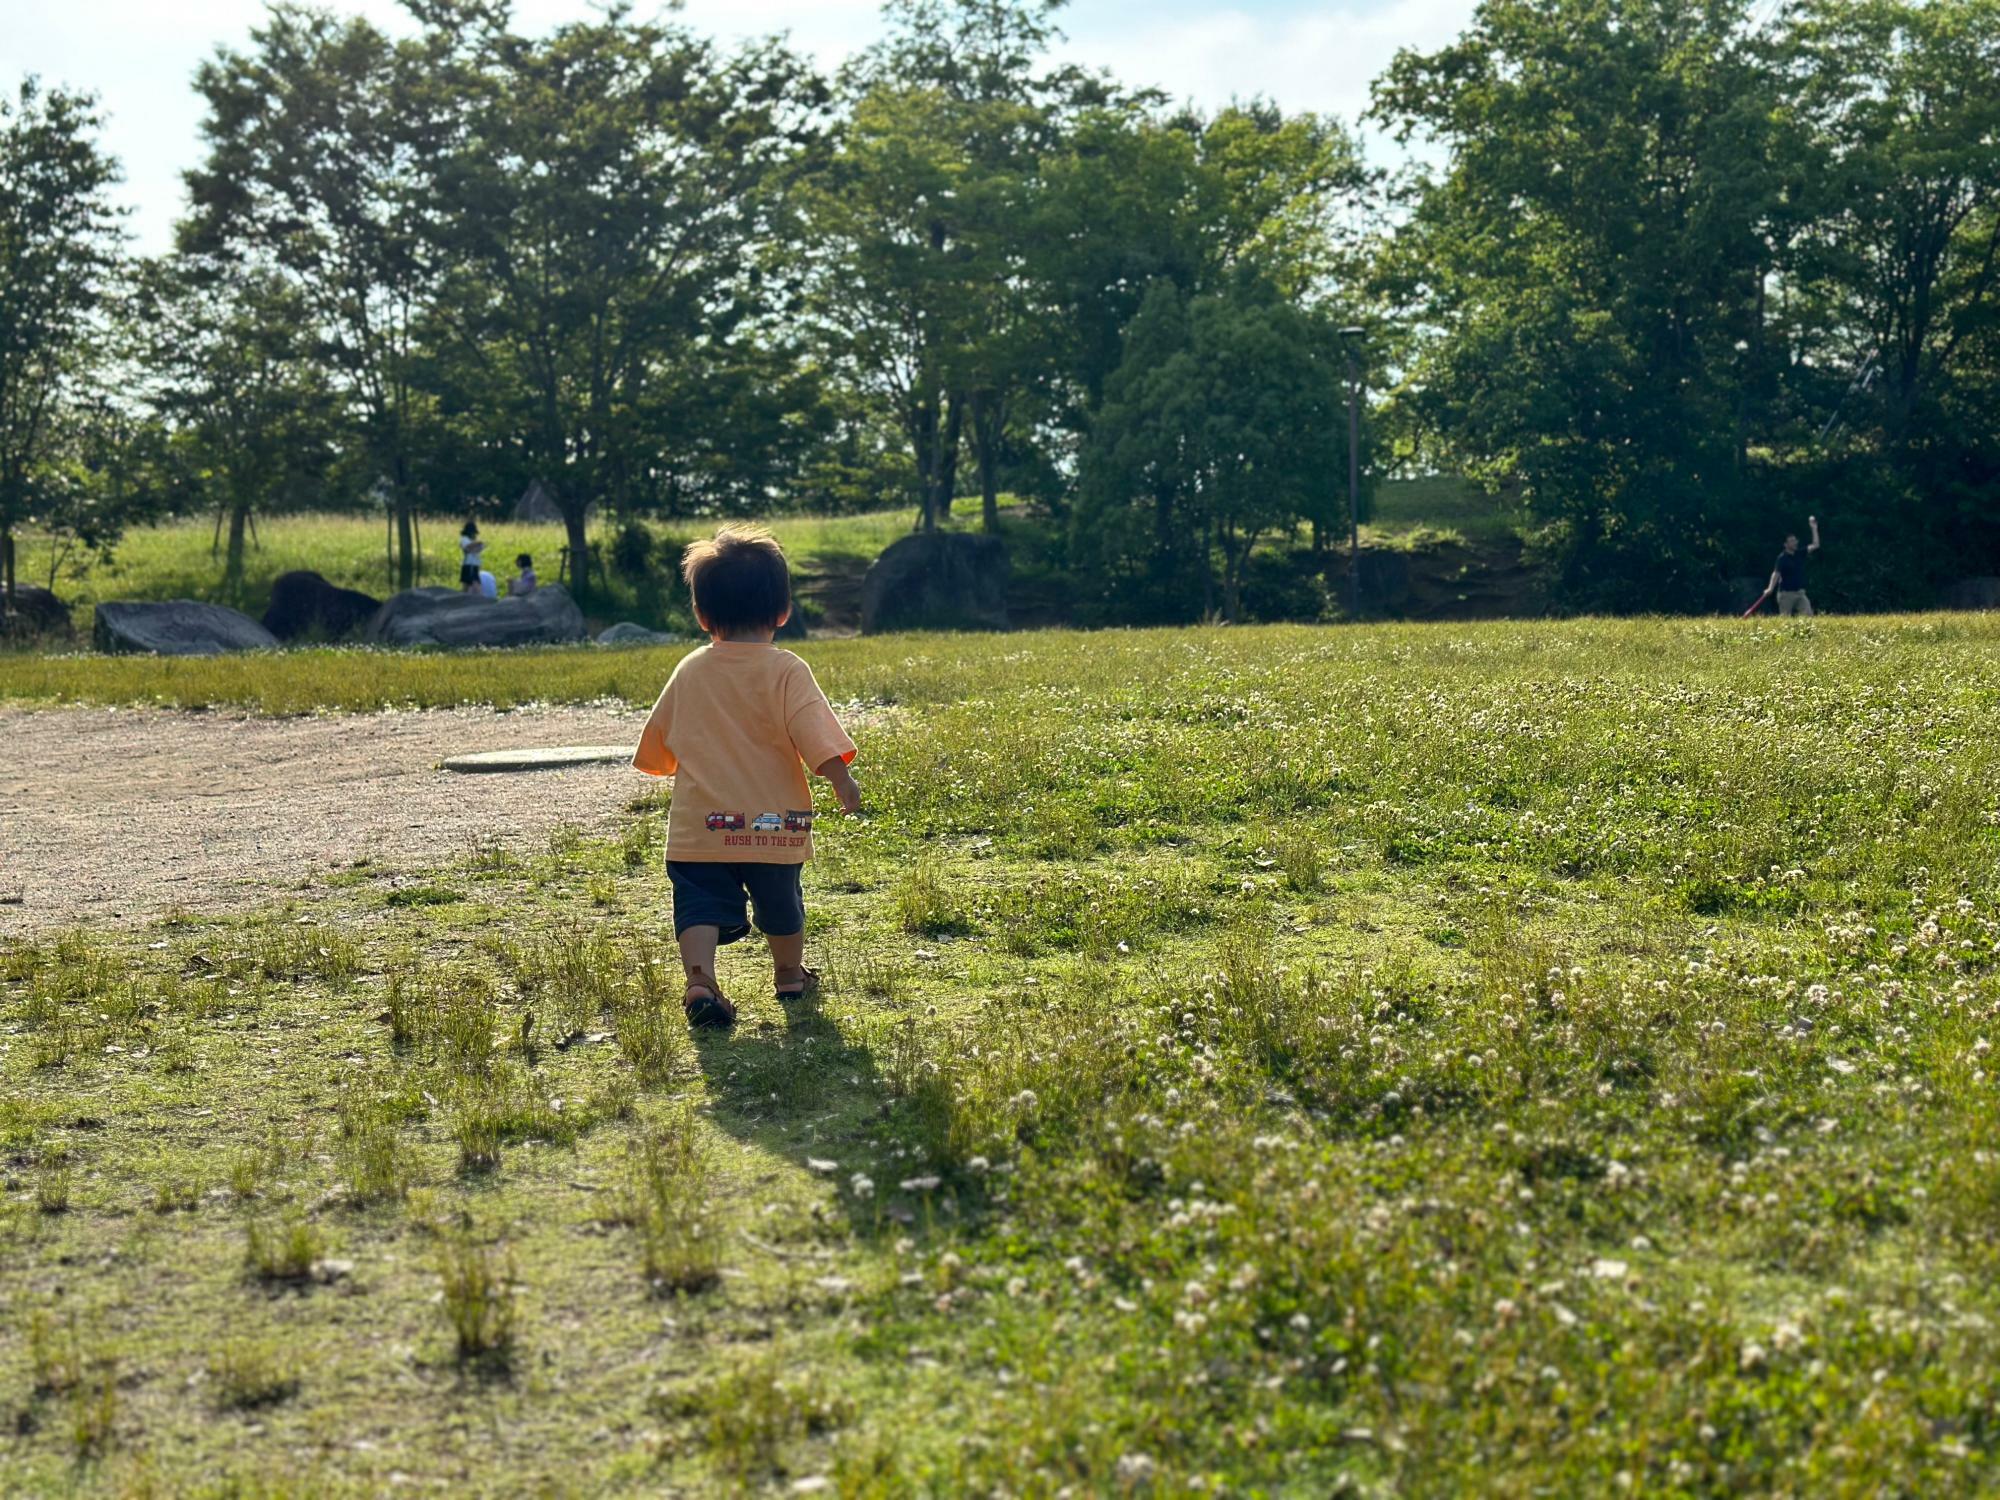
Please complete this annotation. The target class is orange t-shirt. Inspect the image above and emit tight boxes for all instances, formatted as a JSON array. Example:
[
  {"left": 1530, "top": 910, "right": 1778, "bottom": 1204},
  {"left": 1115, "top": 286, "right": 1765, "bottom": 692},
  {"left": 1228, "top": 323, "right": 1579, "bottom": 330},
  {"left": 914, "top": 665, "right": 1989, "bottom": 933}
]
[{"left": 631, "top": 642, "right": 855, "bottom": 864}]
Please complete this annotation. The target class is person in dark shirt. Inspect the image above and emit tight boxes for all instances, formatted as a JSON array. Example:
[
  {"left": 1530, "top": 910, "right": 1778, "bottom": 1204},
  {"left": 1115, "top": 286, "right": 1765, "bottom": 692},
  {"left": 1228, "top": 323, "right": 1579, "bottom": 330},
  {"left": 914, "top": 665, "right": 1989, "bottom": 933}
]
[{"left": 1766, "top": 516, "right": 1821, "bottom": 616}]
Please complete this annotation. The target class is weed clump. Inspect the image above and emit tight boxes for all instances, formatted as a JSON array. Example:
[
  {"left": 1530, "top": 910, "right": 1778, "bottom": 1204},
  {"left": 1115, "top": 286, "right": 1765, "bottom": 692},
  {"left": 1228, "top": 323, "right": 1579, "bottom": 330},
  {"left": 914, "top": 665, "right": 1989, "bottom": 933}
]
[
  {"left": 439, "top": 1233, "right": 517, "bottom": 1370},
  {"left": 207, "top": 1341, "right": 301, "bottom": 1410},
  {"left": 243, "top": 1217, "right": 326, "bottom": 1284},
  {"left": 620, "top": 1115, "right": 721, "bottom": 1295}
]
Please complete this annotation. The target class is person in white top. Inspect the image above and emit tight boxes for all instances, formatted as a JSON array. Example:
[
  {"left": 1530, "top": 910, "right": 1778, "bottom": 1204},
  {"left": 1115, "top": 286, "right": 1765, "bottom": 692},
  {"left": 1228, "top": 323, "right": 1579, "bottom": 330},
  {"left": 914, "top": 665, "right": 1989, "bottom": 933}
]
[
  {"left": 478, "top": 569, "right": 499, "bottom": 599},
  {"left": 459, "top": 521, "right": 485, "bottom": 592}
]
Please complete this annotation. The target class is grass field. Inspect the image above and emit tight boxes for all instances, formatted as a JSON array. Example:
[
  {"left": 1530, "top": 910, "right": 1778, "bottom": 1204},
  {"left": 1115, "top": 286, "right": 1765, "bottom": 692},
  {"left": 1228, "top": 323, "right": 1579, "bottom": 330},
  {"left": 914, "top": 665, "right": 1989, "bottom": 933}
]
[{"left": 6, "top": 615, "right": 2000, "bottom": 1494}]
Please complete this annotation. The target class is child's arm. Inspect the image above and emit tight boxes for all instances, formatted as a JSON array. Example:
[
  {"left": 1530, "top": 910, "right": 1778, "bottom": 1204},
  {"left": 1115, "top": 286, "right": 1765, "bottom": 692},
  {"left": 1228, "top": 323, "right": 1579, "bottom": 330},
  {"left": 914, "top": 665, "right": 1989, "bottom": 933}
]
[{"left": 817, "top": 754, "right": 861, "bottom": 815}]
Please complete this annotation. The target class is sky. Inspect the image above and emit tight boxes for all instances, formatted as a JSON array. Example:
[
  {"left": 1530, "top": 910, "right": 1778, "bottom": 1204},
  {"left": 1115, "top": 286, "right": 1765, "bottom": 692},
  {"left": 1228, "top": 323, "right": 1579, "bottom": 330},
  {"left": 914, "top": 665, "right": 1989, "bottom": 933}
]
[{"left": 6, "top": 0, "right": 1475, "bottom": 254}]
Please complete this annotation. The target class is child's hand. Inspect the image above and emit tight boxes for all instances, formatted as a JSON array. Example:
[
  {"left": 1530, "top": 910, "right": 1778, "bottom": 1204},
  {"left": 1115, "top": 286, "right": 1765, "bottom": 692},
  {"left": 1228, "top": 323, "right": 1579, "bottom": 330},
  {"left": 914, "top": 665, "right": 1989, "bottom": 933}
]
[{"left": 818, "top": 757, "right": 862, "bottom": 815}]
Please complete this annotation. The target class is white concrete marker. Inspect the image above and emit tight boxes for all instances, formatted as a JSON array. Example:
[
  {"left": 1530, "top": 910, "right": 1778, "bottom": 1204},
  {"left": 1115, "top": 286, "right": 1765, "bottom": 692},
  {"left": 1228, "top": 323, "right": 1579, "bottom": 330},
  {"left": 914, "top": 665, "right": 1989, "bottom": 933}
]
[{"left": 440, "top": 745, "right": 633, "bottom": 773}]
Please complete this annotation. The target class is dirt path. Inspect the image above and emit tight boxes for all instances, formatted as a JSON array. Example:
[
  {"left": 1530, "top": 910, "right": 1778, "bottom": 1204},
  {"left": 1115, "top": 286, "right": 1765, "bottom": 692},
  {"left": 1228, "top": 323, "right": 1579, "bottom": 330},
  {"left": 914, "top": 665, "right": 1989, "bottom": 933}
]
[{"left": 0, "top": 704, "right": 652, "bottom": 938}]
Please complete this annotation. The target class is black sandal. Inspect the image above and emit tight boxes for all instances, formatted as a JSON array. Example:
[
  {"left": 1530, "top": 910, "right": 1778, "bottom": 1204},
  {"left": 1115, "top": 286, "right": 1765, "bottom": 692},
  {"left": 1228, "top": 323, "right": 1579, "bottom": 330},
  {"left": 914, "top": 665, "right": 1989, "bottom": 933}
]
[
  {"left": 775, "top": 965, "right": 821, "bottom": 1004},
  {"left": 683, "top": 970, "right": 736, "bottom": 1029}
]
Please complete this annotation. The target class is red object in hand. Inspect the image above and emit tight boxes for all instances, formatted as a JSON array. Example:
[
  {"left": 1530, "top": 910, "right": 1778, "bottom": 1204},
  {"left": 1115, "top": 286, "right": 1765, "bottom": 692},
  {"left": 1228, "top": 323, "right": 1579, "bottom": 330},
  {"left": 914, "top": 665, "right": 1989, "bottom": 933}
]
[{"left": 1742, "top": 591, "right": 1771, "bottom": 618}]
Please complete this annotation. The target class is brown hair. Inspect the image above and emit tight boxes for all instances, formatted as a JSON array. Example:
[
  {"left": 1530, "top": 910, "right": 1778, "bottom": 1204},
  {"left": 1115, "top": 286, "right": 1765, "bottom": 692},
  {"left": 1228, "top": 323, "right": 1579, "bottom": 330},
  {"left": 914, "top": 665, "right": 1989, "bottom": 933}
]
[{"left": 680, "top": 525, "right": 791, "bottom": 634}]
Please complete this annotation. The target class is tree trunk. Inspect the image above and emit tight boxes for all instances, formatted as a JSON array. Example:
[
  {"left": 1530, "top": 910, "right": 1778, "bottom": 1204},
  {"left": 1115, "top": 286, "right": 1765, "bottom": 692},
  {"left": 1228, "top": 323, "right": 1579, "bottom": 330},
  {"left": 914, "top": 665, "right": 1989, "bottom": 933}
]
[
  {"left": 2, "top": 526, "right": 14, "bottom": 604},
  {"left": 395, "top": 495, "right": 415, "bottom": 591},
  {"left": 224, "top": 503, "right": 251, "bottom": 599},
  {"left": 912, "top": 394, "right": 941, "bottom": 533},
  {"left": 939, "top": 394, "right": 964, "bottom": 523},
  {"left": 1221, "top": 534, "right": 1242, "bottom": 624},
  {"left": 1201, "top": 515, "right": 1216, "bottom": 620},
  {"left": 971, "top": 390, "right": 1003, "bottom": 533},
  {"left": 562, "top": 499, "right": 592, "bottom": 606}
]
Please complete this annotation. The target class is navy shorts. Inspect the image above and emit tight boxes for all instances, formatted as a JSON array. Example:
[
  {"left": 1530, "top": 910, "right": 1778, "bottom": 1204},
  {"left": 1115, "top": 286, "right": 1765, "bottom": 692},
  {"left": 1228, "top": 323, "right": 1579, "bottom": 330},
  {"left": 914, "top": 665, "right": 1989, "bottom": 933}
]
[{"left": 667, "top": 860, "right": 805, "bottom": 944}]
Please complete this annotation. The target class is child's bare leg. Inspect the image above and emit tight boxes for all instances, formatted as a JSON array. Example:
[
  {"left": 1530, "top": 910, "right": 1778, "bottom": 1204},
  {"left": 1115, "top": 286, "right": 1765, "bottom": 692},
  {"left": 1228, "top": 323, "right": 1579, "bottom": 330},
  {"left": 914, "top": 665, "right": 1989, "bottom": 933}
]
[
  {"left": 678, "top": 925, "right": 721, "bottom": 997},
  {"left": 767, "top": 929, "right": 810, "bottom": 997}
]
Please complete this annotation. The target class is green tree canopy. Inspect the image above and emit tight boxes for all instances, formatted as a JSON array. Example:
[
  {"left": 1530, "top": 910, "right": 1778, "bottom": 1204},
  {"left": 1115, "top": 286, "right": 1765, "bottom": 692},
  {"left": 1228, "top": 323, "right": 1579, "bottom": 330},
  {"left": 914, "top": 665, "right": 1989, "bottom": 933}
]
[{"left": 0, "top": 77, "right": 127, "bottom": 602}]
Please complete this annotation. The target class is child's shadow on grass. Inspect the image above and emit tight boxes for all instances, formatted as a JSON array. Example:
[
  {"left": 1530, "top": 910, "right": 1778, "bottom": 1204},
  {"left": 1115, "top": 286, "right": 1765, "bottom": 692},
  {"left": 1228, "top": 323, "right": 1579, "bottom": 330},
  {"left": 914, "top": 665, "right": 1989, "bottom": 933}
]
[
  {"left": 689, "top": 993, "right": 878, "bottom": 1135},
  {"left": 688, "top": 989, "right": 955, "bottom": 1240}
]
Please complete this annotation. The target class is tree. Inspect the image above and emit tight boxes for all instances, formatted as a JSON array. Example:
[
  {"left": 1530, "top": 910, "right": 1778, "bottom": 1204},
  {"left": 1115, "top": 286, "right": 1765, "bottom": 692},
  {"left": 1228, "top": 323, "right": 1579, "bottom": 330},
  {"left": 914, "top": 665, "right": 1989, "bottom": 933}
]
[
  {"left": 184, "top": 4, "right": 484, "bottom": 590},
  {"left": 136, "top": 258, "right": 342, "bottom": 597},
  {"left": 0, "top": 77, "right": 125, "bottom": 604},
  {"left": 1775, "top": 0, "right": 2000, "bottom": 586},
  {"left": 807, "top": 0, "right": 1071, "bottom": 533},
  {"left": 1373, "top": 0, "right": 1785, "bottom": 608},
  {"left": 426, "top": 12, "right": 825, "bottom": 593},
  {"left": 1076, "top": 278, "right": 1347, "bottom": 622}
]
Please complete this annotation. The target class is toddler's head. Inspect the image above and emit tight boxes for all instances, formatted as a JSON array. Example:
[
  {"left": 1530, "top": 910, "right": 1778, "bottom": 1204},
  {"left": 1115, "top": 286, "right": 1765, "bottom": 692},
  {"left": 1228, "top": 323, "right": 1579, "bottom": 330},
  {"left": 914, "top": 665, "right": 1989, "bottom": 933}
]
[{"left": 681, "top": 526, "right": 791, "bottom": 639}]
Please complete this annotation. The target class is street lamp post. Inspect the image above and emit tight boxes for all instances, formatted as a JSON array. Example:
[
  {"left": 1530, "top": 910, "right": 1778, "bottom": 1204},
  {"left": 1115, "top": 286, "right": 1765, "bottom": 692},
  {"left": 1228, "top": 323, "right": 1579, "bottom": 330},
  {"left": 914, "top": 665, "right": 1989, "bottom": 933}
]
[{"left": 1339, "top": 326, "right": 1365, "bottom": 619}]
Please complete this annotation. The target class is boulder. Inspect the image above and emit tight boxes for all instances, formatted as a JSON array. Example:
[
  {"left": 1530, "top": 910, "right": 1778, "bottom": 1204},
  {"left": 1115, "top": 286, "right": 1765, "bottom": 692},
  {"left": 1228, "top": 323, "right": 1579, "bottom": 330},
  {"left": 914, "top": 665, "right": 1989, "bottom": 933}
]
[
  {"left": 595, "top": 621, "right": 680, "bottom": 647},
  {"left": 1, "top": 584, "right": 73, "bottom": 640},
  {"left": 261, "top": 570, "right": 381, "bottom": 643},
  {"left": 365, "top": 583, "right": 586, "bottom": 648},
  {"left": 861, "top": 532, "right": 1010, "bottom": 634},
  {"left": 1941, "top": 577, "right": 2000, "bottom": 612},
  {"left": 93, "top": 600, "right": 278, "bottom": 656}
]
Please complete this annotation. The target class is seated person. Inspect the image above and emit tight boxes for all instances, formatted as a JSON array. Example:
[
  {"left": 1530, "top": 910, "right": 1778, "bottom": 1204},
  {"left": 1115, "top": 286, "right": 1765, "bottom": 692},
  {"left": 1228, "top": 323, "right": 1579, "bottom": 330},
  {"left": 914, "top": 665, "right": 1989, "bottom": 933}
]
[
  {"left": 510, "top": 554, "right": 538, "bottom": 596},
  {"left": 478, "top": 569, "right": 499, "bottom": 600}
]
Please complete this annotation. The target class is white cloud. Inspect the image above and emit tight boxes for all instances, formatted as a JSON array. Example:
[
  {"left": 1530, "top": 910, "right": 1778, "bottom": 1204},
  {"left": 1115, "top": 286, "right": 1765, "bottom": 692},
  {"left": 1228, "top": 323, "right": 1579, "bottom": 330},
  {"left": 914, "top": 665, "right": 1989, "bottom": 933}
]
[{"left": 1058, "top": 0, "right": 1475, "bottom": 134}]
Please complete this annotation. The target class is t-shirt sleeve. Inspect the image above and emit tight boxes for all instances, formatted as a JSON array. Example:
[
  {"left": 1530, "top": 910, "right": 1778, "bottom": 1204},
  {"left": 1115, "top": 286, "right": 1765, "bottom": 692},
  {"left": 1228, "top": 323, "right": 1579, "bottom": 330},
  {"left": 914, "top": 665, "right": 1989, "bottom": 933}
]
[
  {"left": 783, "top": 659, "right": 856, "bottom": 771},
  {"left": 632, "top": 676, "right": 679, "bottom": 777}
]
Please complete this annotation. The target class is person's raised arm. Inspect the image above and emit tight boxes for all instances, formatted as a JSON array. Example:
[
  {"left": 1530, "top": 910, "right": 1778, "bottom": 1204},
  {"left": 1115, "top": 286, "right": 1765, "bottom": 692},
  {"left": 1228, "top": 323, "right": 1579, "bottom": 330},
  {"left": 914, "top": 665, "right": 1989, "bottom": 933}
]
[{"left": 1807, "top": 515, "right": 1821, "bottom": 554}]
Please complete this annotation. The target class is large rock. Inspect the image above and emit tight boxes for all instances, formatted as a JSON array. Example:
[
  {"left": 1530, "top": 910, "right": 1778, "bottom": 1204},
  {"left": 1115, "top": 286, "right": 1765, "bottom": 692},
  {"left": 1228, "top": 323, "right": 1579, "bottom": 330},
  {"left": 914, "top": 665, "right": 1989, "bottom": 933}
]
[
  {"left": 861, "top": 532, "right": 1009, "bottom": 634},
  {"left": 595, "top": 621, "right": 680, "bottom": 647},
  {"left": 261, "top": 570, "right": 381, "bottom": 643},
  {"left": 365, "top": 583, "right": 586, "bottom": 648},
  {"left": 94, "top": 600, "right": 278, "bottom": 656},
  {"left": 1, "top": 584, "right": 73, "bottom": 640},
  {"left": 1941, "top": 577, "right": 2000, "bottom": 612}
]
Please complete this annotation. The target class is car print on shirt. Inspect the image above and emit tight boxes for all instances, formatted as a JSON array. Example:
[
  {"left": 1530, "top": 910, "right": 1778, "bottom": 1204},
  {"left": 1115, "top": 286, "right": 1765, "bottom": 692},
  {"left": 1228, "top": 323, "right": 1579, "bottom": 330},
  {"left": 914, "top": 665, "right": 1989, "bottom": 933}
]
[
  {"left": 705, "top": 811, "right": 745, "bottom": 831},
  {"left": 750, "top": 812, "right": 784, "bottom": 833},
  {"left": 783, "top": 809, "right": 813, "bottom": 832}
]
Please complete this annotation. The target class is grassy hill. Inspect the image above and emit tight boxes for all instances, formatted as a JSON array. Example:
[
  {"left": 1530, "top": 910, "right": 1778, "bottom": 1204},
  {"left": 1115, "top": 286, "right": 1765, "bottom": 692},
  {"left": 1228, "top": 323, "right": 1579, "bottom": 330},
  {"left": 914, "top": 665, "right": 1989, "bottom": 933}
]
[{"left": 5, "top": 615, "right": 1999, "bottom": 1492}]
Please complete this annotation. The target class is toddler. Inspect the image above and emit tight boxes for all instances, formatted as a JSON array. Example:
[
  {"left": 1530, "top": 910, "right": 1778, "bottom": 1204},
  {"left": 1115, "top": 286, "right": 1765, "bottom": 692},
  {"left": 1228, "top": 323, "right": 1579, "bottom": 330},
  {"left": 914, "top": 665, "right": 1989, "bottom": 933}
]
[{"left": 632, "top": 527, "right": 859, "bottom": 1027}]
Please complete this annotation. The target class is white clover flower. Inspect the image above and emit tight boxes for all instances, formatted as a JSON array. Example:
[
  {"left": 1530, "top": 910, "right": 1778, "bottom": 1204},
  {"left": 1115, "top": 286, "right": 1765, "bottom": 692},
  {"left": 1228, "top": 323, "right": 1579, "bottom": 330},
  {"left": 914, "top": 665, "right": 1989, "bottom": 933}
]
[
  {"left": 849, "top": 1173, "right": 875, "bottom": 1200},
  {"left": 1114, "top": 1453, "right": 1157, "bottom": 1484}
]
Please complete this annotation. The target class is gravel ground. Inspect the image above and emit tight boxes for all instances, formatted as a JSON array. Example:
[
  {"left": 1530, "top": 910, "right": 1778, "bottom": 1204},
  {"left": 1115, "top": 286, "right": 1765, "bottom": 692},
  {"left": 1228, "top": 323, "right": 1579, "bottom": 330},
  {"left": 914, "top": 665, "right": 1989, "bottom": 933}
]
[{"left": 0, "top": 704, "right": 651, "bottom": 937}]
